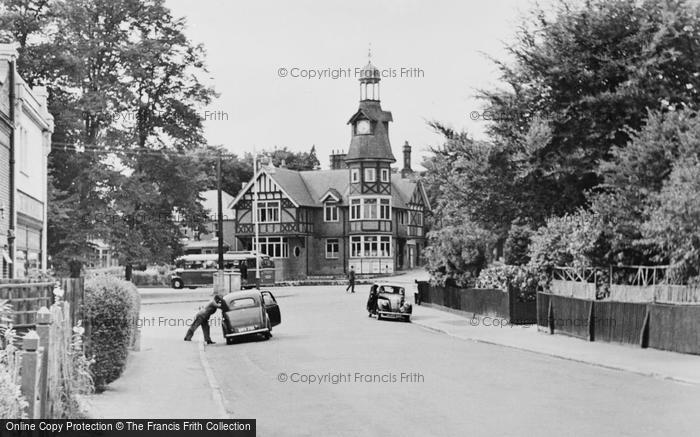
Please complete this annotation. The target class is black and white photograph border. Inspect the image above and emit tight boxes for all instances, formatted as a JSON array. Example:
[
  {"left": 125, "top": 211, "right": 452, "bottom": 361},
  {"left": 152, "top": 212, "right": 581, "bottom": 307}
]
[{"left": 1, "top": 0, "right": 700, "bottom": 436}]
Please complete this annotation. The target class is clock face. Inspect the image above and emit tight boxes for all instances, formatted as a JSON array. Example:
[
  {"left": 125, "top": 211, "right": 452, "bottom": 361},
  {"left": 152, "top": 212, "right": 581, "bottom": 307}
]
[{"left": 357, "top": 120, "right": 371, "bottom": 134}]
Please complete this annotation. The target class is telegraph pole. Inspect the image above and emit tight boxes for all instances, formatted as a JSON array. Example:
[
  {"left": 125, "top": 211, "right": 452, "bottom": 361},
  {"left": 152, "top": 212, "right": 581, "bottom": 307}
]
[{"left": 217, "top": 151, "right": 224, "bottom": 270}]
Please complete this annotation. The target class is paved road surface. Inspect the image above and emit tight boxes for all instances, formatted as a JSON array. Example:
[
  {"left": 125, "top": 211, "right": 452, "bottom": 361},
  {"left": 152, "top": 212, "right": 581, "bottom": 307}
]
[{"left": 187, "top": 285, "right": 700, "bottom": 437}]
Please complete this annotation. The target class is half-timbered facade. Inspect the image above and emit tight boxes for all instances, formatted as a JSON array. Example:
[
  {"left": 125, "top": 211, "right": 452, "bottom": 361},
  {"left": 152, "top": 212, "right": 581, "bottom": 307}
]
[{"left": 229, "top": 59, "right": 430, "bottom": 280}]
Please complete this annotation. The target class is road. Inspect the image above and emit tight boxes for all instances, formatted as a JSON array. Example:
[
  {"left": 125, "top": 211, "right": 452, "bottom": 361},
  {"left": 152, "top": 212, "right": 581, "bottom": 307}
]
[{"left": 144, "top": 284, "right": 700, "bottom": 437}]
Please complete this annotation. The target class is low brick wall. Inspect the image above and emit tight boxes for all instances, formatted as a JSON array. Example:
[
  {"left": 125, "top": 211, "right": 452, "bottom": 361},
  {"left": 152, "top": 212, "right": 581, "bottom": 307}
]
[{"left": 416, "top": 282, "right": 536, "bottom": 324}]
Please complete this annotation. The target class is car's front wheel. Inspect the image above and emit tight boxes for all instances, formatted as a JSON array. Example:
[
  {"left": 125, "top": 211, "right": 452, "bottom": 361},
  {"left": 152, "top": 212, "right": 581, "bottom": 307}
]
[
  {"left": 226, "top": 337, "right": 235, "bottom": 345},
  {"left": 172, "top": 278, "right": 183, "bottom": 289}
]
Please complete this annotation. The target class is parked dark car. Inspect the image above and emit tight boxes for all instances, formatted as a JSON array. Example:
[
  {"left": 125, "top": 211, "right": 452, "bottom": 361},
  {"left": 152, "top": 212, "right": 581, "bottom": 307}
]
[
  {"left": 374, "top": 284, "right": 412, "bottom": 322},
  {"left": 221, "top": 290, "right": 281, "bottom": 344}
]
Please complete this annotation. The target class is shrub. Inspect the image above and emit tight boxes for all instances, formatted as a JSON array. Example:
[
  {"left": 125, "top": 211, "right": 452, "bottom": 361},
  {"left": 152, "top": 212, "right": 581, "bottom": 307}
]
[
  {"left": 84, "top": 276, "right": 140, "bottom": 391},
  {"left": 425, "top": 222, "right": 495, "bottom": 288},
  {"left": 0, "top": 300, "right": 27, "bottom": 418},
  {"left": 504, "top": 221, "right": 533, "bottom": 265},
  {"left": 85, "top": 267, "right": 123, "bottom": 279},
  {"left": 476, "top": 264, "right": 538, "bottom": 301},
  {"left": 527, "top": 210, "right": 609, "bottom": 286},
  {"left": 131, "top": 269, "right": 172, "bottom": 287}
]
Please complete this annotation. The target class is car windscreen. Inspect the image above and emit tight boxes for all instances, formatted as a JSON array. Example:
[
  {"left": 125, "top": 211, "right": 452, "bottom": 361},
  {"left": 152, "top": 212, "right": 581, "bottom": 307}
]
[{"left": 229, "top": 298, "right": 257, "bottom": 309}]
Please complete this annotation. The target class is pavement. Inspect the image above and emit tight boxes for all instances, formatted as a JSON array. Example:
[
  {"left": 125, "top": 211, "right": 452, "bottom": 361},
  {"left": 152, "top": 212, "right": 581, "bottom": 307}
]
[
  {"left": 390, "top": 269, "right": 700, "bottom": 385},
  {"left": 83, "top": 301, "right": 229, "bottom": 419},
  {"left": 82, "top": 270, "right": 700, "bottom": 435}
]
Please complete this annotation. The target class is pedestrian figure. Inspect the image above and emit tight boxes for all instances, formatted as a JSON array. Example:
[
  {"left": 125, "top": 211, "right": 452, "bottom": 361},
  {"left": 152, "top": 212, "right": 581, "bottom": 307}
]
[
  {"left": 367, "top": 283, "right": 379, "bottom": 316},
  {"left": 184, "top": 295, "right": 223, "bottom": 344},
  {"left": 346, "top": 265, "right": 356, "bottom": 293},
  {"left": 125, "top": 262, "right": 133, "bottom": 282},
  {"left": 68, "top": 258, "right": 82, "bottom": 278},
  {"left": 239, "top": 260, "right": 248, "bottom": 280}
]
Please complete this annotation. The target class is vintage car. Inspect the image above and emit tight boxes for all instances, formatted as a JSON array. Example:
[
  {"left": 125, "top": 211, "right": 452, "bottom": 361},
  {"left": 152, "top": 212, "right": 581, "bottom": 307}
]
[
  {"left": 374, "top": 284, "right": 412, "bottom": 322},
  {"left": 221, "top": 290, "right": 281, "bottom": 344}
]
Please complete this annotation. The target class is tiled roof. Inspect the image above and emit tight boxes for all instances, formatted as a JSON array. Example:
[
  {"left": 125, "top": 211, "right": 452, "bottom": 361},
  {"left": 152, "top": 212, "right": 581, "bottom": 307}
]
[
  {"left": 262, "top": 168, "right": 418, "bottom": 209},
  {"left": 264, "top": 168, "right": 316, "bottom": 206},
  {"left": 345, "top": 101, "right": 396, "bottom": 163}
]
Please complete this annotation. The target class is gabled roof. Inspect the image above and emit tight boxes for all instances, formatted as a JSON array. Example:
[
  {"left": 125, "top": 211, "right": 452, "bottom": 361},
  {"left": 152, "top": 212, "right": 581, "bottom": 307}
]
[
  {"left": 347, "top": 102, "right": 393, "bottom": 124},
  {"left": 320, "top": 188, "right": 342, "bottom": 203},
  {"left": 264, "top": 168, "right": 315, "bottom": 206},
  {"left": 229, "top": 168, "right": 304, "bottom": 209},
  {"left": 230, "top": 167, "right": 428, "bottom": 211}
]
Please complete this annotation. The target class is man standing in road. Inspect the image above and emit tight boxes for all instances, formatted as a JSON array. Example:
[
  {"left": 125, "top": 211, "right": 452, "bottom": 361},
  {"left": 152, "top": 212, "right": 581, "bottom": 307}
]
[
  {"left": 239, "top": 260, "right": 248, "bottom": 281},
  {"left": 346, "top": 265, "right": 356, "bottom": 293},
  {"left": 184, "top": 295, "right": 223, "bottom": 344}
]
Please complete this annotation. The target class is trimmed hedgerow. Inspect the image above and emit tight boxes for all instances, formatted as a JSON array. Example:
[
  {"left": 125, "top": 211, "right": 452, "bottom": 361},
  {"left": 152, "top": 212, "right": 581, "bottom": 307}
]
[{"left": 83, "top": 276, "right": 140, "bottom": 391}]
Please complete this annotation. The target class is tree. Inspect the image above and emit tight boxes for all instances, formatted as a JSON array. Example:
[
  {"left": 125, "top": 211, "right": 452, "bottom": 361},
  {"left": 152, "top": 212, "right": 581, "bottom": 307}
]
[
  {"left": 644, "top": 160, "right": 700, "bottom": 278},
  {"left": 265, "top": 146, "right": 321, "bottom": 171},
  {"left": 421, "top": 123, "right": 518, "bottom": 238},
  {"left": 589, "top": 109, "right": 700, "bottom": 266},
  {"left": 479, "top": 0, "right": 700, "bottom": 224},
  {"left": 1, "top": 0, "right": 216, "bottom": 271},
  {"left": 504, "top": 220, "right": 533, "bottom": 265},
  {"left": 424, "top": 222, "right": 495, "bottom": 288}
]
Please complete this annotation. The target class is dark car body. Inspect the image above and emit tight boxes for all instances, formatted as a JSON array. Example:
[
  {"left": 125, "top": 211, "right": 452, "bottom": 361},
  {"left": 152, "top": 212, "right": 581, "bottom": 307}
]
[
  {"left": 375, "top": 284, "right": 412, "bottom": 322},
  {"left": 221, "top": 290, "right": 281, "bottom": 344}
]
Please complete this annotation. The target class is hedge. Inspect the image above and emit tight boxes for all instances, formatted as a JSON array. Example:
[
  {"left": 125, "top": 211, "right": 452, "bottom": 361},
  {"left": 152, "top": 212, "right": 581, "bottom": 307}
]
[{"left": 84, "top": 275, "right": 140, "bottom": 391}]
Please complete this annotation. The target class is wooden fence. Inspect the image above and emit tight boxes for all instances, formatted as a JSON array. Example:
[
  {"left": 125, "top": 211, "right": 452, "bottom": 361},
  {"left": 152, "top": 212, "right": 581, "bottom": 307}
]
[
  {"left": 538, "top": 292, "right": 700, "bottom": 355},
  {"left": 416, "top": 282, "right": 537, "bottom": 324},
  {"left": 12, "top": 302, "right": 85, "bottom": 418},
  {"left": 0, "top": 278, "right": 84, "bottom": 330},
  {"left": 0, "top": 280, "right": 54, "bottom": 328},
  {"left": 550, "top": 265, "right": 700, "bottom": 304}
]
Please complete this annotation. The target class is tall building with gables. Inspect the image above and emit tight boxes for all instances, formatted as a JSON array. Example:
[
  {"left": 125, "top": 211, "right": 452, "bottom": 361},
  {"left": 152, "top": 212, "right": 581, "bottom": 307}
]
[{"left": 229, "top": 59, "right": 430, "bottom": 280}]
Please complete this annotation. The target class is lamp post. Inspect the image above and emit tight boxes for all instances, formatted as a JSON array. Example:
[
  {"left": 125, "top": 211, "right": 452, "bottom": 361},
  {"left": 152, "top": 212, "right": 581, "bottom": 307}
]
[
  {"left": 217, "top": 151, "right": 224, "bottom": 270},
  {"left": 253, "top": 151, "right": 261, "bottom": 289}
]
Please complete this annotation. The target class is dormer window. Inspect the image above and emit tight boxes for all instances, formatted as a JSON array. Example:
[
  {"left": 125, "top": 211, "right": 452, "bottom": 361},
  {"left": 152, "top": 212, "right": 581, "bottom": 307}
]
[{"left": 356, "top": 119, "right": 371, "bottom": 135}]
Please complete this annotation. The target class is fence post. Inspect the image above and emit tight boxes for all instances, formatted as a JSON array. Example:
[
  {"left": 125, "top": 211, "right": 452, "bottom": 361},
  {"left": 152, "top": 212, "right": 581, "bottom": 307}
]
[
  {"left": 587, "top": 301, "right": 595, "bottom": 342},
  {"left": 20, "top": 330, "right": 43, "bottom": 419},
  {"left": 35, "top": 307, "right": 51, "bottom": 418}
]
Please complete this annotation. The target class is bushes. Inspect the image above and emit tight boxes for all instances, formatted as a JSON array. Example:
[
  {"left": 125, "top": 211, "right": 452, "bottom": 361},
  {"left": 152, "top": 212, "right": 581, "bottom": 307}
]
[
  {"left": 86, "top": 266, "right": 172, "bottom": 287},
  {"left": 131, "top": 268, "right": 172, "bottom": 287},
  {"left": 504, "top": 222, "right": 533, "bottom": 265},
  {"left": 0, "top": 299, "right": 27, "bottom": 418},
  {"left": 476, "top": 264, "right": 538, "bottom": 301},
  {"left": 84, "top": 276, "right": 140, "bottom": 391},
  {"left": 527, "top": 210, "right": 609, "bottom": 285},
  {"left": 425, "top": 222, "right": 495, "bottom": 288}
]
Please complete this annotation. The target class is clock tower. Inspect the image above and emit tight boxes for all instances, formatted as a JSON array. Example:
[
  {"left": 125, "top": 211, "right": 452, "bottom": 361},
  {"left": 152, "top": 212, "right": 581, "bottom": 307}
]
[
  {"left": 345, "top": 56, "right": 396, "bottom": 274},
  {"left": 345, "top": 58, "right": 395, "bottom": 195}
]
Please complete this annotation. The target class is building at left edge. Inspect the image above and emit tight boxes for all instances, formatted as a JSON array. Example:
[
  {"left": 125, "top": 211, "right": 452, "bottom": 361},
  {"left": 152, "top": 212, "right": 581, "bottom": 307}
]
[{"left": 0, "top": 43, "right": 54, "bottom": 278}]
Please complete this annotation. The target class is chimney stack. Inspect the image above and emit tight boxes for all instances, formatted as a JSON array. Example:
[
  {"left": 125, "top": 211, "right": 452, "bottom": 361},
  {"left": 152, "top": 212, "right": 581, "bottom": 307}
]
[
  {"left": 329, "top": 149, "right": 348, "bottom": 170},
  {"left": 401, "top": 141, "right": 412, "bottom": 178}
]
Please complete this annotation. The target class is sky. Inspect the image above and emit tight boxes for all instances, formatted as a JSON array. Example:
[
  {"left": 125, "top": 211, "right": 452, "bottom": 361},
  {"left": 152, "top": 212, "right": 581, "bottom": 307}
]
[{"left": 164, "top": 0, "right": 543, "bottom": 170}]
